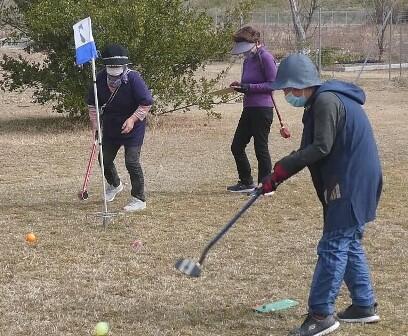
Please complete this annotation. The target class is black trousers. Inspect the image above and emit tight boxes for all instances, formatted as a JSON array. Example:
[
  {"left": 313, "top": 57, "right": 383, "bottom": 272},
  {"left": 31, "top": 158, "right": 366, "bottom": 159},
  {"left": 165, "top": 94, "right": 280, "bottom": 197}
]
[
  {"left": 231, "top": 106, "right": 273, "bottom": 184},
  {"left": 101, "top": 141, "right": 145, "bottom": 202}
]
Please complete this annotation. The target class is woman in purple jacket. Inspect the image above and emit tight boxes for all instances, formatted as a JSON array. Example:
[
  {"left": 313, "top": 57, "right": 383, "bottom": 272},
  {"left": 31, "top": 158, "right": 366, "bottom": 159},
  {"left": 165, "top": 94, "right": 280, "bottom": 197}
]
[
  {"left": 87, "top": 44, "right": 153, "bottom": 212},
  {"left": 227, "top": 26, "right": 277, "bottom": 193}
]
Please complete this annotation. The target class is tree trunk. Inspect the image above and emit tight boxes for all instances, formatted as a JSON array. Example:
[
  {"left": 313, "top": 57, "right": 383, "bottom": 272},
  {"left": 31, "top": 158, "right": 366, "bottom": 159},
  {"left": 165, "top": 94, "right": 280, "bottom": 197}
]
[
  {"left": 288, "top": 0, "right": 307, "bottom": 52},
  {"left": 361, "top": 0, "right": 394, "bottom": 62},
  {"left": 303, "top": 0, "right": 319, "bottom": 33}
]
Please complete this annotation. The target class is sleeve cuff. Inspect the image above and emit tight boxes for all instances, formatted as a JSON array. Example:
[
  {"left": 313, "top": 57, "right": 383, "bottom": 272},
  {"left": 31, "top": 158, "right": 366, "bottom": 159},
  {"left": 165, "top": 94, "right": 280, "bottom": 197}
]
[{"left": 132, "top": 105, "right": 152, "bottom": 121}]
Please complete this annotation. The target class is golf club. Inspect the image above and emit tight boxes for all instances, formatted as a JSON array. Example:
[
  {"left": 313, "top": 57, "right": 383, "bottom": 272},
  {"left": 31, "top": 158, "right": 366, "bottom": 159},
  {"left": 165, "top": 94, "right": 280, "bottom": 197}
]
[
  {"left": 78, "top": 131, "right": 98, "bottom": 200},
  {"left": 175, "top": 189, "right": 263, "bottom": 277},
  {"left": 271, "top": 95, "right": 290, "bottom": 139}
]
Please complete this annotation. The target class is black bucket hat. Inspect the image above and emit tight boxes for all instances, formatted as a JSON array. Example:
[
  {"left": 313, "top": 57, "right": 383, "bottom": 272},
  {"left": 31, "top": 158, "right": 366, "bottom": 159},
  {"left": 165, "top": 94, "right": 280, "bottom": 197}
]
[{"left": 101, "top": 44, "right": 130, "bottom": 66}]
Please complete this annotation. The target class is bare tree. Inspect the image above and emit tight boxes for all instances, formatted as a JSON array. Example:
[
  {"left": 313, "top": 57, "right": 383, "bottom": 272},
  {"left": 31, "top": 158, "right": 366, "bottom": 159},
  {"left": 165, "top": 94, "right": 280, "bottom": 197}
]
[
  {"left": 288, "top": 0, "right": 319, "bottom": 52},
  {"left": 360, "top": 0, "right": 396, "bottom": 61},
  {"left": 288, "top": 0, "right": 306, "bottom": 50},
  {"left": 302, "top": 0, "right": 319, "bottom": 32}
]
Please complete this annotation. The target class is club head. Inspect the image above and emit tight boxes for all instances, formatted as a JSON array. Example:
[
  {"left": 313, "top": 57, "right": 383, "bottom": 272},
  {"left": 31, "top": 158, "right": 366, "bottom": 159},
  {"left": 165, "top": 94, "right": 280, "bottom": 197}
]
[
  {"left": 175, "top": 258, "right": 201, "bottom": 277},
  {"left": 280, "top": 126, "right": 291, "bottom": 139},
  {"left": 78, "top": 190, "right": 89, "bottom": 200},
  {"left": 247, "top": 188, "right": 264, "bottom": 197}
]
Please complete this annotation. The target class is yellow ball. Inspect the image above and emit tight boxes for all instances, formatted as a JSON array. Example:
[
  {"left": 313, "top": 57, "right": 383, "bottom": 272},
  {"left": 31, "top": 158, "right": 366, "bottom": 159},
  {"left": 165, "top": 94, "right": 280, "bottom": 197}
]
[{"left": 94, "top": 321, "right": 109, "bottom": 336}]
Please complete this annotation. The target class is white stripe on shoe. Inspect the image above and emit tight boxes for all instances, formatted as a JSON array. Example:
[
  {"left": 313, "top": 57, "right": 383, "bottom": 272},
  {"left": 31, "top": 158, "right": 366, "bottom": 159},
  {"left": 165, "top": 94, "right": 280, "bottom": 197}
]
[
  {"left": 228, "top": 188, "right": 255, "bottom": 193},
  {"left": 337, "top": 315, "right": 380, "bottom": 323},
  {"left": 314, "top": 321, "right": 340, "bottom": 336}
]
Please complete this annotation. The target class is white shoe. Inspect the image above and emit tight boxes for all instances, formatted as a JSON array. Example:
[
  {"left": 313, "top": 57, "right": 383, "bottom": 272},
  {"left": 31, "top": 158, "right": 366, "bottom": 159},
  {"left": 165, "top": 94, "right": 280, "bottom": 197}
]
[
  {"left": 264, "top": 191, "right": 275, "bottom": 197},
  {"left": 105, "top": 182, "right": 123, "bottom": 202},
  {"left": 123, "top": 196, "right": 146, "bottom": 212}
]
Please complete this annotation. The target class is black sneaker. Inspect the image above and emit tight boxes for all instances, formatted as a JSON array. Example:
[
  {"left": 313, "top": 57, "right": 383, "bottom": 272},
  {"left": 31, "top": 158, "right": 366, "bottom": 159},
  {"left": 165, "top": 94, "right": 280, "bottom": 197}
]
[
  {"left": 336, "top": 303, "right": 380, "bottom": 323},
  {"left": 226, "top": 181, "right": 255, "bottom": 193},
  {"left": 288, "top": 314, "right": 340, "bottom": 336}
]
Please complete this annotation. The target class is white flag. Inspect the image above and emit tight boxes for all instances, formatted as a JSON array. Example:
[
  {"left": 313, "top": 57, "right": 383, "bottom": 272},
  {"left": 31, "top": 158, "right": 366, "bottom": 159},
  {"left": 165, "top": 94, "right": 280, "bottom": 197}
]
[{"left": 73, "top": 17, "right": 97, "bottom": 65}]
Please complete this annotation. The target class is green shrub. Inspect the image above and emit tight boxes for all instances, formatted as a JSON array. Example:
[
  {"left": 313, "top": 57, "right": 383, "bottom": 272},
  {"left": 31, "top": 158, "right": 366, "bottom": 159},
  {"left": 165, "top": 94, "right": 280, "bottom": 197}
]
[
  {"left": 0, "top": 0, "right": 252, "bottom": 118},
  {"left": 311, "top": 47, "right": 365, "bottom": 67}
]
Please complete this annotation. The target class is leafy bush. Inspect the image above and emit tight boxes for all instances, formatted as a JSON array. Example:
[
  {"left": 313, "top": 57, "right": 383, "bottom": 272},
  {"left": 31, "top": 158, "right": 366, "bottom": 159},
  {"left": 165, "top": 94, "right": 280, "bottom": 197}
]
[
  {"left": 311, "top": 47, "right": 366, "bottom": 66},
  {"left": 0, "top": 0, "right": 252, "bottom": 118}
]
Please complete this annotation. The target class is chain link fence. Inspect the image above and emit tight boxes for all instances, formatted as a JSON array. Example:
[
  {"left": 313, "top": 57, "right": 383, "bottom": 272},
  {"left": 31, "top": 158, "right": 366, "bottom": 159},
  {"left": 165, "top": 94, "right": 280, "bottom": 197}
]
[
  {"left": 210, "top": 8, "right": 408, "bottom": 80},
  {"left": 1, "top": 6, "right": 408, "bottom": 80},
  {"left": 210, "top": 9, "right": 371, "bottom": 27},
  {"left": 392, "top": 13, "right": 408, "bottom": 80},
  {"left": 209, "top": 9, "right": 379, "bottom": 58}
]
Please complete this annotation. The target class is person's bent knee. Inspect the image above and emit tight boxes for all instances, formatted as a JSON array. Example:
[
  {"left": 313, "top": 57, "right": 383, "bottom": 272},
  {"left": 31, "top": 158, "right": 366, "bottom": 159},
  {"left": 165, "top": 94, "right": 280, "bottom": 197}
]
[
  {"left": 125, "top": 160, "right": 141, "bottom": 171},
  {"left": 231, "top": 142, "right": 245, "bottom": 156}
]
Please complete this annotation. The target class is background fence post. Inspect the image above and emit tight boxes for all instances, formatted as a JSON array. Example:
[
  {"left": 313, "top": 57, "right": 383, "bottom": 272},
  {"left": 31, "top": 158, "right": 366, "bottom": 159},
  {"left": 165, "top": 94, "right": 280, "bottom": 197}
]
[
  {"left": 389, "top": 9, "right": 393, "bottom": 80},
  {"left": 319, "top": 7, "right": 322, "bottom": 73},
  {"left": 399, "top": 14, "right": 402, "bottom": 78}
]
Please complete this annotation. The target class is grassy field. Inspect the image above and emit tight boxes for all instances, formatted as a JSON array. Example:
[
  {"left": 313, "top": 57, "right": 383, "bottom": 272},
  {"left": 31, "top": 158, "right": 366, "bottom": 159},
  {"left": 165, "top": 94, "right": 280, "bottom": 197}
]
[{"left": 0, "top": 58, "right": 407, "bottom": 336}]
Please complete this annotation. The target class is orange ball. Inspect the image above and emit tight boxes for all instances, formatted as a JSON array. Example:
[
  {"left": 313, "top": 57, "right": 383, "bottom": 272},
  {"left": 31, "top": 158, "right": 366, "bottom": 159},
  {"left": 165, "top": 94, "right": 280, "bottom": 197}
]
[{"left": 25, "top": 233, "right": 37, "bottom": 243}]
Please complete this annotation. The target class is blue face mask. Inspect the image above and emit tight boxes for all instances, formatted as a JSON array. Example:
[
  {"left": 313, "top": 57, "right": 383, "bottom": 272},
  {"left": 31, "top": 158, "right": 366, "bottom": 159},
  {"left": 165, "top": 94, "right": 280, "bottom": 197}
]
[{"left": 285, "top": 92, "right": 307, "bottom": 107}]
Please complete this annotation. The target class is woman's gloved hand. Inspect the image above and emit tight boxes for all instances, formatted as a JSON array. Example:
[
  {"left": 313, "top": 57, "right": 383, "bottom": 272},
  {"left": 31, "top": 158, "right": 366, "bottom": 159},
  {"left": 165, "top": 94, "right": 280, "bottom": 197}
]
[
  {"left": 229, "top": 81, "right": 240, "bottom": 88},
  {"left": 261, "top": 163, "right": 290, "bottom": 194}
]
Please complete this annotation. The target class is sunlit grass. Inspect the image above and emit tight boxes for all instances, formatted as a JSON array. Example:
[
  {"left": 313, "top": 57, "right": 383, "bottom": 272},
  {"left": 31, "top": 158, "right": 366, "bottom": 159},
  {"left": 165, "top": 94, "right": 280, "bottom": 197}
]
[{"left": 0, "top": 66, "right": 407, "bottom": 336}]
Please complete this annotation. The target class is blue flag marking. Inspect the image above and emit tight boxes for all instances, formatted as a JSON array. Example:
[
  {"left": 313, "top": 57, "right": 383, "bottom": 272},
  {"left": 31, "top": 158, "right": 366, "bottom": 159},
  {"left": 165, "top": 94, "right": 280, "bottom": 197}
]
[{"left": 75, "top": 41, "right": 97, "bottom": 65}]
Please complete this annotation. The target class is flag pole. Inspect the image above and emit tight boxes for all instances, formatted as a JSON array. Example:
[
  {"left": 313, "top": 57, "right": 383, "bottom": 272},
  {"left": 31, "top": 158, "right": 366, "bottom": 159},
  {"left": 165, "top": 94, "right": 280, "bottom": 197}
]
[
  {"left": 74, "top": 16, "right": 116, "bottom": 227},
  {"left": 91, "top": 58, "right": 109, "bottom": 228}
]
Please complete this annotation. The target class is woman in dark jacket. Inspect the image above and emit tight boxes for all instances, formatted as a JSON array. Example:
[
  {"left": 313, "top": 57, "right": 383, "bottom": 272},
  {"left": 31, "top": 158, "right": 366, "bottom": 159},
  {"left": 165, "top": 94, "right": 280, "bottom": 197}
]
[{"left": 87, "top": 44, "right": 153, "bottom": 212}]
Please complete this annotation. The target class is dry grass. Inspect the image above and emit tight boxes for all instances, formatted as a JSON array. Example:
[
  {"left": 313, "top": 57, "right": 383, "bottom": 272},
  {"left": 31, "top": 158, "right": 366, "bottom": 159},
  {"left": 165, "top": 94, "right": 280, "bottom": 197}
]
[{"left": 0, "top": 60, "right": 407, "bottom": 336}]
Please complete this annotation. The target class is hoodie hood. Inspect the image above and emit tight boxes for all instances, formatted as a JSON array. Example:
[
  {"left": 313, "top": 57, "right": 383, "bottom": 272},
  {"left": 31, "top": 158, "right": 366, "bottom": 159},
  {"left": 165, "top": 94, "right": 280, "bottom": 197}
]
[
  {"left": 315, "top": 80, "right": 366, "bottom": 105},
  {"left": 271, "top": 53, "right": 322, "bottom": 90}
]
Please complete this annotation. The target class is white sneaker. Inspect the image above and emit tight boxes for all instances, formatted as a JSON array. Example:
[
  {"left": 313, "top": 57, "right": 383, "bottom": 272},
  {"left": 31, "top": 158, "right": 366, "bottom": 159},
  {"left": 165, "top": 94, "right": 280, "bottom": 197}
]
[
  {"left": 123, "top": 196, "right": 146, "bottom": 212},
  {"left": 264, "top": 191, "right": 275, "bottom": 197},
  {"left": 105, "top": 182, "right": 123, "bottom": 202}
]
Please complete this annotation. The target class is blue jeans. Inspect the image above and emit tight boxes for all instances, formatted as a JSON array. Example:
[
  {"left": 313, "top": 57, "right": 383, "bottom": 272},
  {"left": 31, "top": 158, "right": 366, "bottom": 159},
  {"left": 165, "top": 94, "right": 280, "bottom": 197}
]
[{"left": 308, "top": 224, "right": 376, "bottom": 316}]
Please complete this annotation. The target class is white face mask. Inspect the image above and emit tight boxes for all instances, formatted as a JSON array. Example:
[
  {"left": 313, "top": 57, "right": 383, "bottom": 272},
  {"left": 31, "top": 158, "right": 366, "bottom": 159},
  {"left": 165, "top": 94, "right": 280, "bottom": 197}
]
[{"left": 106, "top": 66, "right": 124, "bottom": 76}]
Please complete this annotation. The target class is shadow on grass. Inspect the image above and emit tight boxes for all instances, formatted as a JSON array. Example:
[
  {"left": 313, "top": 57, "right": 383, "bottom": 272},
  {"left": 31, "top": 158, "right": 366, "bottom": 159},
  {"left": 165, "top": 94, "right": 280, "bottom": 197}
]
[{"left": 0, "top": 115, "right": 88, "bottom": 134}]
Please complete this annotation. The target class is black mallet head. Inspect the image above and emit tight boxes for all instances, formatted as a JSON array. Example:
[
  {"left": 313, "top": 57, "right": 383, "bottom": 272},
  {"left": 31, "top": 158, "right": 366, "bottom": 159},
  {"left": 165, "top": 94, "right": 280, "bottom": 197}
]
[
  {"left": 78, "top": 190, "right": 89, "bottom": 200},
  {"left": 175, "top": 258, "right": 202, "bottom": 277}
]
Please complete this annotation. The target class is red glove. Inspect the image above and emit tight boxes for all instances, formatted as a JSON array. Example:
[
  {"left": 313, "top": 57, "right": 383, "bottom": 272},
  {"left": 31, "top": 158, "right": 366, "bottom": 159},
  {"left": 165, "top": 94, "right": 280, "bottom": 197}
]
[{"left": 261, "top": 163, "right": 289, "bottom": 194}]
